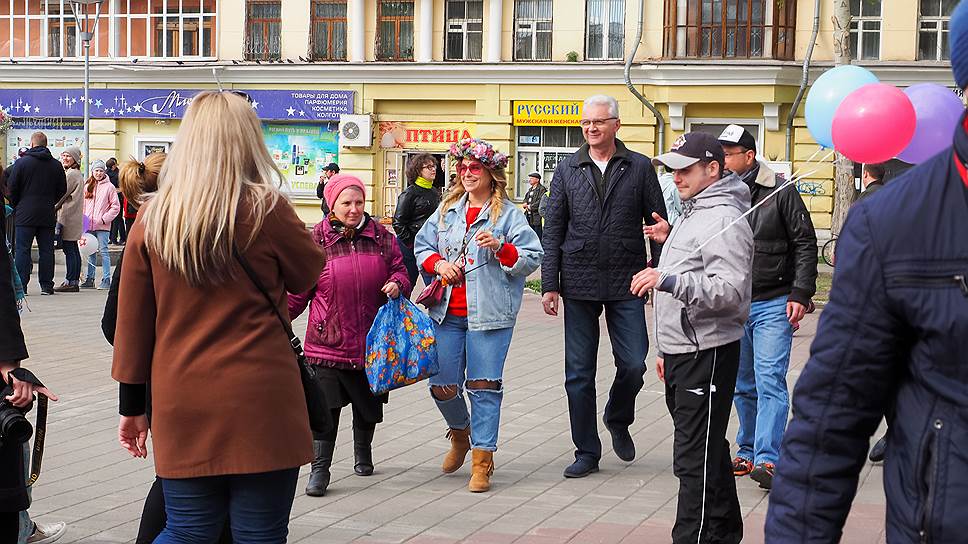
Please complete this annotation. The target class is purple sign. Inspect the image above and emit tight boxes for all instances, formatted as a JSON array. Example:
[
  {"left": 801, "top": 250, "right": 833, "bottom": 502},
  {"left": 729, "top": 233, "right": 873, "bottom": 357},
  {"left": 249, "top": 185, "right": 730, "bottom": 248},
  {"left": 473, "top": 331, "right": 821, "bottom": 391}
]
[{"left": 0, "top": 89, "right": 354, "bottom": 121}]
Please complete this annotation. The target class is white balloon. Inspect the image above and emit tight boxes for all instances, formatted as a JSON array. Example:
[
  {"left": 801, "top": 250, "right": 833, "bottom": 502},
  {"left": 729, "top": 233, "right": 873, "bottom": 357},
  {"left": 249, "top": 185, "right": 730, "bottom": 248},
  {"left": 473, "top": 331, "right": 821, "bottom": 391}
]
[{"left": 78, "top": 233, "right": 99, "bottom": 259}]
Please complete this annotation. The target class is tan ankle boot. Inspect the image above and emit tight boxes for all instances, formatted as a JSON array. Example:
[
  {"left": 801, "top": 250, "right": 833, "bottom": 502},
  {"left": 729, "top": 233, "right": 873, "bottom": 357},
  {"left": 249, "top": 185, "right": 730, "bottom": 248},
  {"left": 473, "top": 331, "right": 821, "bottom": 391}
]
[
  {"left": 468, "top": 449, "right": 494, "bottom": 493},
  {"left": 442, "top": 427, "right": 471, "bottom": 474}
]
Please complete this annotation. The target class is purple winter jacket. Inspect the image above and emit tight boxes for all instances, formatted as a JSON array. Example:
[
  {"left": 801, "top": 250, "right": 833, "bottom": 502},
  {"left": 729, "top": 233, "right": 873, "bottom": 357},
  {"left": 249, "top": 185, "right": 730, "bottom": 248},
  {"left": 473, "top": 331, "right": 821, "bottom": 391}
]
[{"left": 288, "top": 217, "right": 412, "bottom": 370}]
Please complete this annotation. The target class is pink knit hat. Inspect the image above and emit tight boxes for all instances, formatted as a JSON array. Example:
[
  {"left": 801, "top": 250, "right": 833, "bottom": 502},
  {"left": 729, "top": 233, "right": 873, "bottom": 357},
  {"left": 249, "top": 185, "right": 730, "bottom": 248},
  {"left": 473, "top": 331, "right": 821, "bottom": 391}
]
[{"left": 323, "top": 173, "right": 366, "bottom": 210}]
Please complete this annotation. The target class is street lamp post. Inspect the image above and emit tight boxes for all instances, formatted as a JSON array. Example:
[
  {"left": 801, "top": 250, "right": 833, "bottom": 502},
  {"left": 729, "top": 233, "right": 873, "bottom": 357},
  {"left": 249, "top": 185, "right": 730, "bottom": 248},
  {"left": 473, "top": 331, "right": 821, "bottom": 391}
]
[{"left": 68, "top": 0, "right": 105, "bottom": 173}]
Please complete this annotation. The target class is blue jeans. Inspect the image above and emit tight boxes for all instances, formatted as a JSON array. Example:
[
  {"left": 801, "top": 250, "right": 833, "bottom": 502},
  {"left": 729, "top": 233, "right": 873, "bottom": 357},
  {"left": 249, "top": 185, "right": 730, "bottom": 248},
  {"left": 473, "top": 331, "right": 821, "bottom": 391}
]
[
  {"left": 61, "top": 239, "right": 80, "bottom": 284},
  {"left": 429, "top": 315, "right": 514, "bottom": 451},
  {"left": 155, "top": 468, "right": 298, "bottom": 544},
  {"left": 14, "top": 225, "right": 54, "bottom": 291},
  {"left": 85, "top": 230, "right": 111, "bottom": 288},
  {"left": 734, "top": 295, "right": 794, "bottom": 465},
  {"left": 563, "top": 298, "right": 648, "bottom": 462}
]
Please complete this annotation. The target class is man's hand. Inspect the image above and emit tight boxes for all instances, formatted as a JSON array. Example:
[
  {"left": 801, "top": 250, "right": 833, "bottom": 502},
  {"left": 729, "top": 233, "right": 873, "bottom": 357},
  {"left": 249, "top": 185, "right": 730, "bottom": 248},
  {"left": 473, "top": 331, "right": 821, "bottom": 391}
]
[
  {"left": 644, "top": 212, "right": 671, "bottom": 244},
  {"left": 542, "top": 291, "right": 560, "bottom": 316},
  {"left": 787, "top": 301, "right": 807, "bottom": 326},
  {"left": 630, "top": 267, "right": 661, "bottom": 298},
  {"left": 1, "top": 364, "right": 59, "bottom": 409},
  {"left": 119, "top": 415, "right": 149, "bottom": 458},
  {"left": 656, "top": 357, "right": 665, "bottom": 382}
]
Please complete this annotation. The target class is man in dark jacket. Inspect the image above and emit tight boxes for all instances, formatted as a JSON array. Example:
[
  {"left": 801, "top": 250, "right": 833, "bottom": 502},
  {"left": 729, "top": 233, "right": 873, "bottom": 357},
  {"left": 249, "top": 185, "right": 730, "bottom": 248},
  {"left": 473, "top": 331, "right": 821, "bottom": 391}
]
[
  {"left": 856, "top": 162, "right": 886, "bottom": 202},
  {"left": 767, "top": 9, "right": 968, "bottom": 539},
  {"left": 7, "top": 132, "right": 67, "bottom": 296},
  {"left": 522, "top": 172, "right": 546, "bottom": 239},
  {"left": 541, "top": 95, "right": 667, "bottom": 478},
  {"left": 392, "top": 154, "right": 440, "bottom": 286},
  {"left": 106, "top": 157, "right": 126, "bottom": 245},
  {"left": 316, "top": 162, "right": 339, "bottom": 215},
  {"left": 715, "top": 125, "right": 817, "bottom": 490}
]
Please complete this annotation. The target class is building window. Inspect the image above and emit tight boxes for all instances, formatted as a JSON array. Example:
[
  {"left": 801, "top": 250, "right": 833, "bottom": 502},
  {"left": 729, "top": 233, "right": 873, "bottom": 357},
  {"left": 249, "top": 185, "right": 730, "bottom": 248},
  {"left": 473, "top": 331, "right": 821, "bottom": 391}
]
[
  {"left": 310, "top": 0, "right": 346, "bottom": 60},
  {"left": 849, "top": 0, "right": 880, "bottom": 61},
  {"left": 376, "top": 0, "right": 413, "bottom": 61},
  {"left": 514, "top": 0, "right": 552, "bottom": 61},
  {"left": 445, "top": 0, "right": 482, "bottom": 61},
  {"left": 515, "top": 125, "right": 584, "bottom": 197},
  {"left": 245, "top": 0, "right": 281, "bottom": 61},
  {"left": 586, "top": 0, "right": 624, "bottom": 61},
  {"left": 0, "top": 0, "right": 216, "bottom": 59},
  {"left": 662, "top": 0, "right": 796, "bottom": 59},
  {"left": 918, "top": 0, "right": 955, "bottom": 61}
]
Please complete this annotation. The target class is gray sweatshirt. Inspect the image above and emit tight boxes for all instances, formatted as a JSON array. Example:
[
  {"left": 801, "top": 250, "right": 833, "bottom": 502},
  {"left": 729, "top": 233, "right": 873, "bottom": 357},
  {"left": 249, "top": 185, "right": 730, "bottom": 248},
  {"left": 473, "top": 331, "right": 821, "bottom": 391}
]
[{"left": 654, "top": 173, "right": 754, "bottom": 355}]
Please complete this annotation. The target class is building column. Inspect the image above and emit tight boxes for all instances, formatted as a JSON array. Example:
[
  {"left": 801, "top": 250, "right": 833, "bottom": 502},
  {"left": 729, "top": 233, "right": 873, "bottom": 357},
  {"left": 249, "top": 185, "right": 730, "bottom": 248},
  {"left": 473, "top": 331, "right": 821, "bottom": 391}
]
[
  {"left": 486, "top": 0, "right": 503, "bottom": 62},
  {"left": 417, "top": 0, "right": 433, "bottom": 62},
  {"left": 349, "top": 0, "right": 365, "bottom": 63}
]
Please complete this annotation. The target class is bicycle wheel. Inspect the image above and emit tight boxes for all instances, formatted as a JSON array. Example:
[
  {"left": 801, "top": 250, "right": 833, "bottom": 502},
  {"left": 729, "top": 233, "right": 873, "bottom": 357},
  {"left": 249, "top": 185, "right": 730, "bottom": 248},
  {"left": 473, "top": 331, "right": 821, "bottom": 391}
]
[{"left": 822, "top": 237, "right": 836, "bottom": 267}]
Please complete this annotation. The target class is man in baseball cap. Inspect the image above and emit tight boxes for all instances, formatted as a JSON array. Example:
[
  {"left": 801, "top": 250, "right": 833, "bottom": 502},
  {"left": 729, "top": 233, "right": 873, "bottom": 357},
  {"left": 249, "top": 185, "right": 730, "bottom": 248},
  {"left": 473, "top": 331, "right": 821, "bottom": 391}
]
[
  {"left": 651, "top": 132, "right": 726, "bottom": 198},
  {"left": 316, "top": 162, "right": 340, "bottom": 214}
]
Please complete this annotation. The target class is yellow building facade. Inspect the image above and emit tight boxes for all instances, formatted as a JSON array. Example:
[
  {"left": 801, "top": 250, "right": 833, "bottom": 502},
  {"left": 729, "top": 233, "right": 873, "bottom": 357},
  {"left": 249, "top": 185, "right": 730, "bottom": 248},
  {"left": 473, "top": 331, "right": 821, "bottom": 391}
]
[{"left": 0, "top": 0, "right": 957, "bottom": 229}]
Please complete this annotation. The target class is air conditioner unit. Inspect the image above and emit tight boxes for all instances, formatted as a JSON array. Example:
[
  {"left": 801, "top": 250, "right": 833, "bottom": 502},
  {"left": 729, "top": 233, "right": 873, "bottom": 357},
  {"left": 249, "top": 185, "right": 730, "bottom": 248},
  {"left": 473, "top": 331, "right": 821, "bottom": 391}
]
[{"left": 339, "top": 114, "right": 373, "bottom": 147}]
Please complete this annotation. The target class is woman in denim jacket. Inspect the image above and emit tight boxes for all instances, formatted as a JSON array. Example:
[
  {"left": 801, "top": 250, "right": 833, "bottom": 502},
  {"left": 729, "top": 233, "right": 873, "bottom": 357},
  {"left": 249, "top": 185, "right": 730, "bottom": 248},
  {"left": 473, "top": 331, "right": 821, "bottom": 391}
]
[{"left": 414, "top": 139, "right": 543, "bottom": 493}]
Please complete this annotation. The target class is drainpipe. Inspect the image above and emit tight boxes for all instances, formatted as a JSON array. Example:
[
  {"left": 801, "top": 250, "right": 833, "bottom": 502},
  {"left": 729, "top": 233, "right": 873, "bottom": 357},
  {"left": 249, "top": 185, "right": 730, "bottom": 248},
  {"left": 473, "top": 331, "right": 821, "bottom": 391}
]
[
  {"left": 624, "top": 0, "right": 665, "bottom": 154},
  {"left": 785, "top": 0, "right": 821, "bottom": 162}
]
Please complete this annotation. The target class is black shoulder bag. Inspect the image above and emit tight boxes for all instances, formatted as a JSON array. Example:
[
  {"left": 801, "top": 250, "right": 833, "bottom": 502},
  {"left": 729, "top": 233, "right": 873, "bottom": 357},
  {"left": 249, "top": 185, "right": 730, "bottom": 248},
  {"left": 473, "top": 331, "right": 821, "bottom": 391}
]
[{"left": 234, "top": 251, "right": 333, "bottom": 436}]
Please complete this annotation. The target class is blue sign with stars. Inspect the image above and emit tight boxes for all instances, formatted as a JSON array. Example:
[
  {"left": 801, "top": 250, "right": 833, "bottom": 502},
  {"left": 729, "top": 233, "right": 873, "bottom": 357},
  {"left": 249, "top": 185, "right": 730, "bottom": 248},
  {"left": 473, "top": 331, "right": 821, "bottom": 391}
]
[{"left": 0, "top": 89, "right": 354, "bottom": 121}]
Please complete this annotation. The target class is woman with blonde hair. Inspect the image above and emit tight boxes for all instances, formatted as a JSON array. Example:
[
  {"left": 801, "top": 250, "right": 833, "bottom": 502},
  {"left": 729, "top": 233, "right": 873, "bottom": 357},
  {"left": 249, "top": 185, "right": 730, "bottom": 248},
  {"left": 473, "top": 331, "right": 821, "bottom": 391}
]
[
  {"left": 112, "top": 91, "right": 324, "bottom": 542},
  {"left": 414, "top": 138, "right": 543, "bottom": 493}
]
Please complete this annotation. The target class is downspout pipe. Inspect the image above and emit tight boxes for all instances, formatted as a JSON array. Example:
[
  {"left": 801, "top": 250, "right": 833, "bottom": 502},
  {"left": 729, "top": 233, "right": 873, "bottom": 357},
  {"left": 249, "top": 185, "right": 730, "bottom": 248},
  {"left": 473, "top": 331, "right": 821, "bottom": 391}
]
[
  {"left": 785, "top": 0, "right": 821, "bottom": 162},
  {"left": 624, "top": 0, "right": 665, "bottom": 154}
]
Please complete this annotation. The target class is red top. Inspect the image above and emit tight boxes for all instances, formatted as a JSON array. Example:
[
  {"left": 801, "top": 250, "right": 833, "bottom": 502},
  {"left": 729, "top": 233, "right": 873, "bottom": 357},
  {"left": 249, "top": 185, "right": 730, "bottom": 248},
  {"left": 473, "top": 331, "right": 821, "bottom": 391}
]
[{"left": 422, "top": 206, "right": 518, "bottom": 317}]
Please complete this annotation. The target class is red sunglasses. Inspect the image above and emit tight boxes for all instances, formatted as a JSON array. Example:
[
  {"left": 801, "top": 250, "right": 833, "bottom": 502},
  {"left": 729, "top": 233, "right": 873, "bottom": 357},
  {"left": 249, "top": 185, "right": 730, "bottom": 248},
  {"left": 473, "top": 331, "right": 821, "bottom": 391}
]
[{"left": 455, "top": 162, "right": 485, "bottom": 176}]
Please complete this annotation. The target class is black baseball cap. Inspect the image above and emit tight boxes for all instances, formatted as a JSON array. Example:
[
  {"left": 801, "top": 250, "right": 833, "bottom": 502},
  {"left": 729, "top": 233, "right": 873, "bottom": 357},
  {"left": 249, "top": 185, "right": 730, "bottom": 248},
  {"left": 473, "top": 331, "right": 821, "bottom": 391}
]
[
  {"left": 717, "top": 124, "right": 757, "bottom": 152},
  {"left": 652, "top": 132, "right": 726, "bottom": 170},
  {"left": 322, "top": 162, "right": 340, "bottom": 172}
]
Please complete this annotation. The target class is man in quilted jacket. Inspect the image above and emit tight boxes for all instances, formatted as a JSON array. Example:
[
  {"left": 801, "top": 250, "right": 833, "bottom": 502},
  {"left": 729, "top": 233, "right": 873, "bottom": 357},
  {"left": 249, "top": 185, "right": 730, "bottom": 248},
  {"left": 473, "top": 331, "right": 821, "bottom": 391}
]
[{"left": 541, "top": 95, "right": 667, "bottom": 478}]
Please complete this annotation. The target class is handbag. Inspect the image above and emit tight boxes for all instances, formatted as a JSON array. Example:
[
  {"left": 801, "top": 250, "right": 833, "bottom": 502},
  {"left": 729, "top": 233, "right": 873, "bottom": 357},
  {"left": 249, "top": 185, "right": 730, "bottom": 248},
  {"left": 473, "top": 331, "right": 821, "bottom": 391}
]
[
  {"left": 365, "top": 297, "right": 438, "bottom": 394},
  {"left": 234, "top": 251, "right": 333, "bottom": 436},
  {"left": 415, "top": 277, "right": 446, "bottom": 308}
]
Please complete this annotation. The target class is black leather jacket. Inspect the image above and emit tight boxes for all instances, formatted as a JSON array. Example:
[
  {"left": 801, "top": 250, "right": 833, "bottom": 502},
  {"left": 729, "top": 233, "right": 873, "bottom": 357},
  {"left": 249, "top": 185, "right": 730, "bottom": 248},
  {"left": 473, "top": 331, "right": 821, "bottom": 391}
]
[
  {"left": 742, "top": 161, "right": 818, "bottom": 305},
  {"left": 392, "top": 183, "right": 440, "bottom": 246}
]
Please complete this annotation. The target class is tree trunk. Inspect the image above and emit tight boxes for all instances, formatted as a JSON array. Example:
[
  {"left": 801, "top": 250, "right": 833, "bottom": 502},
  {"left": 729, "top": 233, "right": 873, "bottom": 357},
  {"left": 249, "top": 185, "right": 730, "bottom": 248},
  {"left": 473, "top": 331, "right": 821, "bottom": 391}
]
[{"left": 830, "top": 0, "right": 855, "bottom": 236}]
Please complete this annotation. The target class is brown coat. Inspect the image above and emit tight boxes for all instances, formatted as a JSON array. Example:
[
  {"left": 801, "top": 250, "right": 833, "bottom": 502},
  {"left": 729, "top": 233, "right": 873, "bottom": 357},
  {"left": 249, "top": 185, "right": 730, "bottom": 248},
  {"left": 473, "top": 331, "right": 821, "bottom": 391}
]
[{"left": 111, "top": 196, "right": 324, "bottom": 479}]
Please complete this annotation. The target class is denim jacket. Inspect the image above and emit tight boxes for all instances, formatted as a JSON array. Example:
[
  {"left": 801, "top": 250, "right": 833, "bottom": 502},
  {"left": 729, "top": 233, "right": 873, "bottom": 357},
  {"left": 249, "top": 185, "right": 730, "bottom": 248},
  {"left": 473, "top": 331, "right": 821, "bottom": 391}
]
[{"left": 414, "top": 195, "right": 543, "bottom": 331}]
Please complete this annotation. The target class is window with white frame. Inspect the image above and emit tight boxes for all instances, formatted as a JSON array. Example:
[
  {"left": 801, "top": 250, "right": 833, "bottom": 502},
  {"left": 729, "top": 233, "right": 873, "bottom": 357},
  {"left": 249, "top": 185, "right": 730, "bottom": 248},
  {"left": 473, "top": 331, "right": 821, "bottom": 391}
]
[
  {"left": 0, "top": 0, "right": 216, "bottom": 59},
  {"left": 586, "top": 0, "right": 624, "bottom": 60},
  {"left": 445, "top": 0, "right": 482, "bottom": 61},
  {"left": 849, "top": 0, "right": 881, "bottom": 61},
  {"left": 918, "top": 0, "right": 956, "bottom": 61},
  {"left": 514, "top": 0, "right": 552, "bottom": 61}
]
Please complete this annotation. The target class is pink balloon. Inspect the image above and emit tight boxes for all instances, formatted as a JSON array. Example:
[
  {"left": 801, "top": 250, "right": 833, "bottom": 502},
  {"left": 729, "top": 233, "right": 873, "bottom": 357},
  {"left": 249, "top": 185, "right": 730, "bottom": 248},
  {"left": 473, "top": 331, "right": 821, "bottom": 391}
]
[{"left": 831, "top": 83, "right": 916, "bottom": 164}]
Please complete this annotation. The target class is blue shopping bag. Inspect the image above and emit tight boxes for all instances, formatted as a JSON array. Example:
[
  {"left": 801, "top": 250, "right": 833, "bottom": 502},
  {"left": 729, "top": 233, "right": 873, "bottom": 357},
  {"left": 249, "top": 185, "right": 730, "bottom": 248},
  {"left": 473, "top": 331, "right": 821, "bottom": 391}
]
[{"left": 365, "top": 296, "right": 438, "bottom": 395}]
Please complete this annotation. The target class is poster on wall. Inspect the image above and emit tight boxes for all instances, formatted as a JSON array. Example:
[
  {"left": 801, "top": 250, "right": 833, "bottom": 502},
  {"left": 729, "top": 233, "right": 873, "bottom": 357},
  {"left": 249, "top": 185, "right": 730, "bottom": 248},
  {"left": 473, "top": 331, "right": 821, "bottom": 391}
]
[
  {"left": 6, "top": 118, "right": 84, "bottom": 168},
  {"left": 379, "top": 121, "right": 474, "bottom": 149},
  {"left": 263, "top": 123, "right": 339, "bottom": 198}
]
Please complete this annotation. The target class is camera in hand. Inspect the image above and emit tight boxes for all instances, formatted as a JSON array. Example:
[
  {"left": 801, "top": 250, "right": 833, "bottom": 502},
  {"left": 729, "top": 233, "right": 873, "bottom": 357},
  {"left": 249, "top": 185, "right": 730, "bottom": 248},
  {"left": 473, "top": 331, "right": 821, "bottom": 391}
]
[{"left": 0, "top": 383, "right": 32, "bottom": 446}]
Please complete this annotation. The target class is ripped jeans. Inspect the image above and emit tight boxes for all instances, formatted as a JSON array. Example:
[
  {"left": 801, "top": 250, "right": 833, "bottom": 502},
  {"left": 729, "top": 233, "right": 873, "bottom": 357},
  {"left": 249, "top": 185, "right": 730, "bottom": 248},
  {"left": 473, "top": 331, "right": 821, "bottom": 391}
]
[{"left": 429, "top": 315, "right": 515, "bottom": 451}]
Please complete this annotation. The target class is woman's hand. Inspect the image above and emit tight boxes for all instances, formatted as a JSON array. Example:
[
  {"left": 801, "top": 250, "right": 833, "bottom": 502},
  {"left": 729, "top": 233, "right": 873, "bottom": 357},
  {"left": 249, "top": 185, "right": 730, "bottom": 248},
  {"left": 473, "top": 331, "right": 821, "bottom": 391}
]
[
  {"left": 119, "top": 415, "right": 149, "bottom": 458},
  {"left": 381, "top": 281, "right": 401, "bottom": 299},
  {"left": 1, "top": 364, "right": 59, "bottom": 409},
  {"left": 436, "top": 261, "right": 464, "bottom": 285},
  {"left": 475, "top": 230, "right": 503, "bottom": 252}
]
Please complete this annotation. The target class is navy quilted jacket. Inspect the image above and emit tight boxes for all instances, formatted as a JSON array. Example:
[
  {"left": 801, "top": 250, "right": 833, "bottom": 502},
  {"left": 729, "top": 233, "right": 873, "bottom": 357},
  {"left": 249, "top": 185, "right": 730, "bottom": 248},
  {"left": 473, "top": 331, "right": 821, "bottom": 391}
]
[
  {"left": 541, "top": 140, "right": 666, "bottom": 301},
  {"left": 766, "top": 119, "right": 968, "bottom": 543}
]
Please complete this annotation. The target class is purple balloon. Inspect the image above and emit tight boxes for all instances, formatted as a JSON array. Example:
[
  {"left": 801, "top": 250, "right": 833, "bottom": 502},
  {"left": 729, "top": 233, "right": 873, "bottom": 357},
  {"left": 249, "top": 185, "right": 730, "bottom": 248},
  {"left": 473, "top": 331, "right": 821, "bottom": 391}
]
[
  {"left": 897, "top": 84, "right": 965, "bottom": 164},
  {"left": 82, "top": 214, "right": 90, "bottom": 232}
]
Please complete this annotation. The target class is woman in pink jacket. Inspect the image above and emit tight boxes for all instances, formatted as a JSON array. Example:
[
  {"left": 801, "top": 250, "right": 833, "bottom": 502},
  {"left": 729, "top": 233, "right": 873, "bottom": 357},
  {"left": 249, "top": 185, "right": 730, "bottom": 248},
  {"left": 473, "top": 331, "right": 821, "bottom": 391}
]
[
  {"left": 288, "top": 174, "right": 411, "bottom": 498},
  {"left": 81, "top": 160, "right": 120, "bottom": 289}
]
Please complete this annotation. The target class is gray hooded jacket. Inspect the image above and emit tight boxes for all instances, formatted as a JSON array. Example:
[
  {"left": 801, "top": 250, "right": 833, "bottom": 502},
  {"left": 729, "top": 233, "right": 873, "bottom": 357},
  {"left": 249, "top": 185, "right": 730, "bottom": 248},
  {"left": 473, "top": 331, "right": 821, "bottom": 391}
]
[{"left": 654, "top": 173, "right": 754, "bottom": 355}]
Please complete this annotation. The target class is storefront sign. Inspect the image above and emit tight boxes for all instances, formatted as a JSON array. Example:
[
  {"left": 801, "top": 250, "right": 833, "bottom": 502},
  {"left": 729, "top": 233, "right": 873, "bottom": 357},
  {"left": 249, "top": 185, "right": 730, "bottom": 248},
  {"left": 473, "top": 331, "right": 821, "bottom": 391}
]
[
  {"left": 0, "top": 89, "right": 354, "bottom": 121},
  {"left": 513, "top": 101, "right": 583, "bottom": 126},
  {"left": 5, "top": 118, "right": 84, "bottom": 167},
  {"left": 379, "top": 121, "right": 474, "bottom": 149},
  {"left": 263, "top": 123, "right": 339, "bottom": 197}
]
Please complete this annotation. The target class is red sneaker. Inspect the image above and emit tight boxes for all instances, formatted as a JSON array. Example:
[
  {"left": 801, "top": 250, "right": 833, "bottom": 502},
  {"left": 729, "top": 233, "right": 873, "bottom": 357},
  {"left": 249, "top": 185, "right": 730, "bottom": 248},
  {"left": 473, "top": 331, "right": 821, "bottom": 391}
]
[{"left": 732, "top": 456, "right": 753, "bottom": 477}]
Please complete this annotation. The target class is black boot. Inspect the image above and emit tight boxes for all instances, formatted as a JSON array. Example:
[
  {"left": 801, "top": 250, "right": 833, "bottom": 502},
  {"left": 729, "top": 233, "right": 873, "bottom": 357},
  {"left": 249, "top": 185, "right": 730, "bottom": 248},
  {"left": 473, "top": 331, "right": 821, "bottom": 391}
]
[
  {"left": 353, "top": 425, "right": 375, "bottom": 476},
  {"left": 306, "top": 440, "right": 335, "bottom": 496},
  {"left": 869, "top": 435, "right": 888, "bottom": 463}
]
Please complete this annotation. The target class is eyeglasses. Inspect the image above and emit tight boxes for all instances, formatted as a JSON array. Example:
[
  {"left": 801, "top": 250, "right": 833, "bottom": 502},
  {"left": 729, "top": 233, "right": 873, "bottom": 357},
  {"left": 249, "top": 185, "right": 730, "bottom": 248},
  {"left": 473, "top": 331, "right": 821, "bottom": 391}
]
[
  {"left": 723, "top": 149, "right": 752, "bottom": 157},
  {"left": 422, "top": 164, "right": 437, "bottom": 170},
  {"left": 579, "top": 117, "right": 618, "bottom": 128},
  {"left": 456, "top": 162, "right": 485, "bottom": 176}
]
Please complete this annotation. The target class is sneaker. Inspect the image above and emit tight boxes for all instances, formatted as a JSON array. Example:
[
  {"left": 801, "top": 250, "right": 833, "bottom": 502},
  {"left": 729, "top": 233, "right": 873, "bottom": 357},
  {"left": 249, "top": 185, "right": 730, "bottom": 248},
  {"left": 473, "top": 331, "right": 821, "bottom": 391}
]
[
  {"left": 40, "top": 288, "right": 55, "bottom": 295},
  {"left": 26, "top": 521, "right": 67, "bottom": 544},
  {"left": 80, "top": 279, "right": 95, "bottom": 289},
  {"left": 53, "top": 282, "right": 79, "bottom": 293},
  {"left": 732, "top": 456, "right": 753, "bottom": 477},
  {"left": 750, "top": 462, "right": 775, "bottom": 490},
  {"left": 97, "top": 283, "right": 111, "bottom": 290}
]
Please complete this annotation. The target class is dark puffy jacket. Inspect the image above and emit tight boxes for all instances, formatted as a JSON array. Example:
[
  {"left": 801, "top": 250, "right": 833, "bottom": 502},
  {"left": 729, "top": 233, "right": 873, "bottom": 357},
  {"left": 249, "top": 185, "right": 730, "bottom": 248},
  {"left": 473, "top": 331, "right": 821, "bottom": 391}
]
[
  {"left": 392, "top": 183, "right": 439, "bottom": 247},
  {"left": 7, "top": 147, "right": 67, "bottom": 227},
  {"left": 541, "top": 140, "right": 666, "bottom": 301},
  {"left": 288, "top": 216, "right": 411, "bottom": 370},
  {"left": 743, "top": 161, "right": 817, "bottom": 305},
  {"left": 766, "top": 121, "right": 968, "bottom": 543}
]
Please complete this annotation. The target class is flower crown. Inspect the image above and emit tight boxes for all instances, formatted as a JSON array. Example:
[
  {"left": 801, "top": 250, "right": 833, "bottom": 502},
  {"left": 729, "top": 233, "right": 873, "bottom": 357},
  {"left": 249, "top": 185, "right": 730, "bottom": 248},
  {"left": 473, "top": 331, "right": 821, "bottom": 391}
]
[{"left": 449, "top": 138, "right": 509, "bottom": 170}]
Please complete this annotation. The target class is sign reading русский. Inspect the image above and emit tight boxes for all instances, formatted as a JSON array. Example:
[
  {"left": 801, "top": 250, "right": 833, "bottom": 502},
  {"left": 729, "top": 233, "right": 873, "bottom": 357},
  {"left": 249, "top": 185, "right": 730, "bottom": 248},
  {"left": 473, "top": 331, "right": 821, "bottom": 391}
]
[{"left": 0, "top": 89, "right": 355, "bottom": 121}]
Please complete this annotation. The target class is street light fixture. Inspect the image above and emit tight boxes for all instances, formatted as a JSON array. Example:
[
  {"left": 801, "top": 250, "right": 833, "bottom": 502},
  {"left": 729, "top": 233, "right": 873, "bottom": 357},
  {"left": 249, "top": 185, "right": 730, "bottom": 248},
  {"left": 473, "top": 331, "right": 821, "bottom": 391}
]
[{"left": 68, "top": 0, "right": 106, "bottom": 173}]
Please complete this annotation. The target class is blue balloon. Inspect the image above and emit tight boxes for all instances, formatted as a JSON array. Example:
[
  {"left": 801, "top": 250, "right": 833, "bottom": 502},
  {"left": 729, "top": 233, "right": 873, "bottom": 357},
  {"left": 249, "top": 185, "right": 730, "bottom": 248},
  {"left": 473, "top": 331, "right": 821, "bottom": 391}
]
[{"left": 805, "top": 65, "right": 879, "bottom": 148}]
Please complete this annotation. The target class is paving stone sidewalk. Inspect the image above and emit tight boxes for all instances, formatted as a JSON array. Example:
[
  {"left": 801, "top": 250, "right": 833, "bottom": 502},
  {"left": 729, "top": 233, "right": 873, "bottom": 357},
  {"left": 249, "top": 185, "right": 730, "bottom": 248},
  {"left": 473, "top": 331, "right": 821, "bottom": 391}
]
[{"left": 16, "top": 275, "right": 887, "bottom": 543}]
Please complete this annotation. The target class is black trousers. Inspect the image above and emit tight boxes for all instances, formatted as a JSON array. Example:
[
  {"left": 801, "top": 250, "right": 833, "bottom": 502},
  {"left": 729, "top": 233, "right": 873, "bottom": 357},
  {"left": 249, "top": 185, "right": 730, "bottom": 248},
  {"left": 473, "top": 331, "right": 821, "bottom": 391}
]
[
  {"left": 664, "top": 341, "right": 743, "bottom": 544},
  {"left": 110, "top": 213, "right": 126, "bottom": 244}
]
